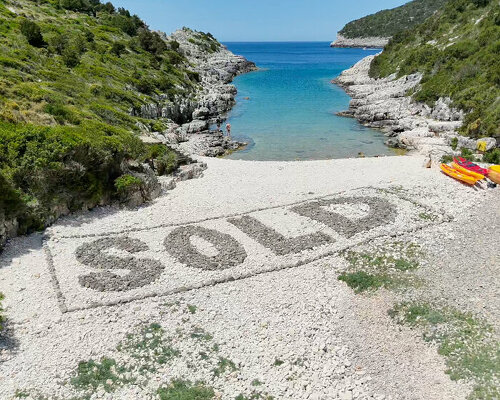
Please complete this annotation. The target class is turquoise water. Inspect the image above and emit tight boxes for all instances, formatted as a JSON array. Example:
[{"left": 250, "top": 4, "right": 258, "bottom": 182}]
[{"left": 222, "top": 42, "right": 393, "bottom": 161}]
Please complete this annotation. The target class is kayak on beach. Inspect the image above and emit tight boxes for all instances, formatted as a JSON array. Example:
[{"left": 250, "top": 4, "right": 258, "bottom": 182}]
[
  {"left": 454, "top": 157, "right": 490, "bottom": 175},
  {"left": 451, "top": 162, "right": 485, "bottom": 180},
  {"left": 440, "top": 164, "right": 479, "bottom": 185},
  {"left": 451, "top": 157, "right": 500, "bottom": 185}
]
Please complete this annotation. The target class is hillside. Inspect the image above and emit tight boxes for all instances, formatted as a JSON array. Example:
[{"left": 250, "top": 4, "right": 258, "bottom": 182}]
[
  {"left": 369, "top": 0, "right": 500, "bottom": 139},
  {"left": 0, "top": 0, "right": 251, "bottom": 246},
  {"left": 332, "top": 0, "right": 448, "bottom": 47}
]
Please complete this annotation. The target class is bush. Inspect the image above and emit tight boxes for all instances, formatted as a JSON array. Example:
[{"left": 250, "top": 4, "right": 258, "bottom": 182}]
[
  {"left": 20, "top": 19, "right": 45, "bottom": 47},
  {"left": 137, "top": 28, "right": 167, "bottom": 54},
  {"left": 0, "top": 121, "right": 145, "bottom": 233},
  {"left": 136, "top": 78, "right": 154, "bottom": 94},
  {"left": 62, "top": 46, "right": 81, "bottom": 68},
  {"left": 59, "top": 0, "right": 91, "bottom": 12},
  {"left": 110, "top": 41, "right": 126, "bottom": 56},
  {"left": 114, "top": 174, "right": 143, "bottom": 194},
  {"left": 484, "top": 148, "right": 500, "bottom": 164}
]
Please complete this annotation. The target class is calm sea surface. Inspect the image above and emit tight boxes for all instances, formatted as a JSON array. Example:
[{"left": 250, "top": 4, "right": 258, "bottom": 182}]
[{"left": 222, "top": 42, "right": 393, "bottom": 161}]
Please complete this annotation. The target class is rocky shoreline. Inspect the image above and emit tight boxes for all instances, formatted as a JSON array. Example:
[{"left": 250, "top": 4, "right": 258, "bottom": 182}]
[
  {"left": 333, "top": 55, "right": 497, "bottom": 165},
  {"left": 136, "top": 28, "right": 257, "bottom": 158},
  {"left": 330, "top": 35, "right": 389, "bottom": 48}
]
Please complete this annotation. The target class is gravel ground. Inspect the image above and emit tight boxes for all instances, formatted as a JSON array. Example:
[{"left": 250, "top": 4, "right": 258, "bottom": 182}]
[{"left": 0, "top": 155, "right": 497, "bottom": 399}]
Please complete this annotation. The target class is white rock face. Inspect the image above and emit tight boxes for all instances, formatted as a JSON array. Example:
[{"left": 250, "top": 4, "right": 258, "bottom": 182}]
[
  {"left": 330, "top": 35, "right": 389, "bottom": 48},
  {"left": 332, "top": 55, "right": 483, "bottom": 166},
  {"left": 136, "top": 28, "right": 257, "bottom": 157}
]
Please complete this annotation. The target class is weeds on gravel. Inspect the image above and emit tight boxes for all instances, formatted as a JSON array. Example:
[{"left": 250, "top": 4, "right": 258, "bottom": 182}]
[
  {"left": 213, "top": 357, "right": 238, "bottom": 377},
  {"left": 338, "top": 271, "right": 393, "bottom": 293},
  {"left": 0, "top": 293, "right": 4, "bottom": 332},
  {"left": 389, "top": 302, "right": 500, "bottom": 400},
  {"left": 71, "top": 357, "right": 131, "bottom": 395},
  {"left": 338, "top": 242, "right": 422, "bottom": 292},
  {"left": 190, "top": 326, "right": 214, "bottom": 342},
  {"left": 117, "top": 323, "right": 180, "bottom": 371},
  {"left": 187, "top": 304, "right": 197, "bottom": 314},
  {"left": 157, "top": 379, "right": 215, "bottom": 400},
  {"left": 235, "top": 393, "right": 275, "bottom": 400},
  {"left": 272, "top": 358, "right": 284, "bottom": 367}
]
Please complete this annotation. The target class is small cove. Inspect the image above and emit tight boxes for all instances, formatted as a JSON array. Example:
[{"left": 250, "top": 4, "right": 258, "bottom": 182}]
[{"left": 222, "top": 42, "right": 395, "bottom": 161}]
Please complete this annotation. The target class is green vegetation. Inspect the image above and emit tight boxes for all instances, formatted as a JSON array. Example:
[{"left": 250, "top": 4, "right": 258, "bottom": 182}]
[
  {"left": 338, "top": 242, "right": 422, "bottom": 293},
  {"left": 212, "top": 357, "right": 238, "bottom": 377},
  {"left": 117, "top": 323, "right": 180, "bottom": 371},
  {"left": 370, "top": 0, "right": 500, "bottom": 139},
  {"left": 484, "top": 148, "right": 500, "bottom": 164},
  {"left": 0, "top": 292, "right": 4, "bottom": 332},
  {"left": 114, "top": 174, "right": 143, "bottom": 194},
  {"left": 157, "top": 380, "right": 215, "bottom": 400},
  {"left": 339, "top": 0, "right": 448, "bottom": 39},
  {"left": 187, "top": 304, "right": 197, "bottom": 314},
  {"left": 0, "top": 0, "right": 209, "bottom": 239},
  {"left": 390, "top": 302, "right": 500, "bottom": 399},
  {"left": 272, "top": 358, "right": 284, "bottom": 367},
  {"left": 339, "top": 270, "right": 392, "bottom": 292},
  {"left": 71, "top": 357, "right": 131, "bottom": 394}
]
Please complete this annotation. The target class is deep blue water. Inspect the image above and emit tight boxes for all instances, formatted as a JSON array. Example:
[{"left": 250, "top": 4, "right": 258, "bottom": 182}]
[{"left": 221, "top": 42, "right": 393, "bottom": 161}]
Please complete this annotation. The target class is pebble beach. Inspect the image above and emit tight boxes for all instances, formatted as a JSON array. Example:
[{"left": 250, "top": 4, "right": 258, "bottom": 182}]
[{"left": 1, "top": 155, "right": 498, "bottom": 399}]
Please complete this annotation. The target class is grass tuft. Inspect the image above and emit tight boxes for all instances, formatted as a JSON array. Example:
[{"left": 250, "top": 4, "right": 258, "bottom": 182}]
[{"left": 157, "top": 380, "right": 215, "bottom": 400}]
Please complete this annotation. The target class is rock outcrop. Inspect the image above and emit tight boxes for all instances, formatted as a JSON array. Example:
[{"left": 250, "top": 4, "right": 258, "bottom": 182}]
[
  {"left": 330, "top": 35, "right": 389, "bottom": 48},
  {"left": 333, "top": 56, "right": 496, "bottom": 166},
  {"left": 135, "top": 28, "right": 257, "bottom": 158}
]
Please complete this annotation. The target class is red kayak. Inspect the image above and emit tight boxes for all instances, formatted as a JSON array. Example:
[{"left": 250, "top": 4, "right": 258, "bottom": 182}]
[{"left": 453, "top": 157, "right": 490, "bottom": 175}]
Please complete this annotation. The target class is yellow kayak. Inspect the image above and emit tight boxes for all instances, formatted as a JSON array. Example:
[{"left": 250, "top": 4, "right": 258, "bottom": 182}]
[
  {"left": 451, "top": 162, "right": 485, "bottom": 180},
  {"left": 489, "top": 165, "right": 500, "bottom": 173},
  {"left": 440, "top": 164, "right": 478, "bottom": 185}
]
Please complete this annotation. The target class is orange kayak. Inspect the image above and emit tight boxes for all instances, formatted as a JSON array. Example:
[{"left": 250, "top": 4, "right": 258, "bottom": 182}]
[
  {"left": 487, "top": 170, "right": 500, "bottom": 184},
  {"left": 451, "top": 162, "right": 485, "bottom": 180},
  {"left": 440, "top": 164, "right": 478, "bottom": 185}
]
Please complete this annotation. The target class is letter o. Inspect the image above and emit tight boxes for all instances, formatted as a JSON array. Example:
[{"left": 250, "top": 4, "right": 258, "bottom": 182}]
[{"left": 164, "top": 226, "right": 247, "bottom": 271}]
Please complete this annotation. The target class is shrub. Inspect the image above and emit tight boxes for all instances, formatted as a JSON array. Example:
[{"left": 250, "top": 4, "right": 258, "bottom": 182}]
[
  {"left": 110, "top": 41, "right": 126, "bottom": 56},
  {"left": 484, "top": 148, "right": 500, "bottom": 164},
  {"left": 114, "top": 174, "right": 142, "bottom": 194},
  {"left": 170, "top": 40, "right": 180, "bottom": 51},
  {"left": 59, "top": 0, "right": 91, "bottom": 12},
  {"left": 136, "top": 78, "right": 155, "bottom": 94},
  {"left": 20, "top": 19, "right": 45, "bottom": 47},
  {"left": 62, "top": 46, "right": 81, "bottom": 68}
]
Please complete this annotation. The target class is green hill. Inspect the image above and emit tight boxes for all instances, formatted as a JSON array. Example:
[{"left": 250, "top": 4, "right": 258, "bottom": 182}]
[
  {"left": 339, "top": 0, "right": 448, "bottom": 38},
  {"left": 370, "top": 0, "right": 500, "bottom": 140},
  {"left": 0, "top": 0, "right": 218, "bottom": 240}
]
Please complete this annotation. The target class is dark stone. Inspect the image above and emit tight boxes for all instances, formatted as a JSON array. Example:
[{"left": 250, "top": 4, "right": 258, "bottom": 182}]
[
  {"left": 228, "top": 215, "right": 334, "bottom": 256},
  {"left": 164, "top": 225, "right": 247, "bottom": 270},
  {"left": 76, "top": 237, "right": 165, "bottom": 292},
  {"left": 291, "top": 196, "right": 397, "bottom": 238}
]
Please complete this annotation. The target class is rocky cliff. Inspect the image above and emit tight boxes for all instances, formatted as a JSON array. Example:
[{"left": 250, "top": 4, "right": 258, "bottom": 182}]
[
  {"left": 135, "top": 28, "right": 257, "bottom": 157},
  {"left": 330, "top": 35, "right": 389, "bottom": 48},
  {"left": 333, "top": 56, "right": 497, "bottom": 165}
]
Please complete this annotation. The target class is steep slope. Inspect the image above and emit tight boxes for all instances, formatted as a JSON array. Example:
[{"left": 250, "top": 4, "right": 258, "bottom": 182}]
[
  {"left": 0, "top": 0, "right": 253, "bottom": 247},
  {"left": 370, "top": 0, "right": 500, "bottom": 139},
  {"left": 331, "top": 0, "right": 448, "bottom": 47}
]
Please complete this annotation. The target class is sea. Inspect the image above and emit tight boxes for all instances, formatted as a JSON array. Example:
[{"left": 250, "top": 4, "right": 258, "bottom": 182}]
[{"left": 221, "top": 42, "right": 395, "bottom": 161}]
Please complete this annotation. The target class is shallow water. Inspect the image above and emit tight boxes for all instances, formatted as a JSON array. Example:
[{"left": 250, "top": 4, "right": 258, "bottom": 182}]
[{"left": 222, "top": 42, "right": 394, "bottom": 161}]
